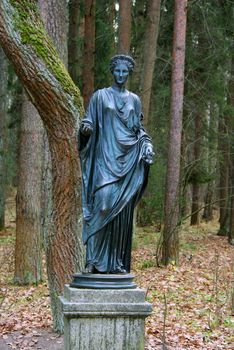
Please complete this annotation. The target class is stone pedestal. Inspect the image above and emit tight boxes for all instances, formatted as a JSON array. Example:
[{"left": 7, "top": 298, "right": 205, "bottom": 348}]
[{"left": 60, "top": 284, "right": 152, "bottom": 350}]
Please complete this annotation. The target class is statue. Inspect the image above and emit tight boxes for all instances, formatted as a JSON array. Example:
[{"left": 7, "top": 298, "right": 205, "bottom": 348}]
[{"left": 79, "top": 54, "right": 154, "bottom": 274}]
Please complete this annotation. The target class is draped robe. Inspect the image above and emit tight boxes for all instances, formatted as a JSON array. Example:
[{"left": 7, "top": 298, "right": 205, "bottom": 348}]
[{"left": 79, "top": 87, "right": 151, "bottom": 272}]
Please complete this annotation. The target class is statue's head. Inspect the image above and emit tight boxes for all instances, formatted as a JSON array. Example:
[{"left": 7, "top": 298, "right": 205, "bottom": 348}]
[
  {"left": 110, "top": 54, "right": 135, "bottom": 74},
  {"left": 110, "top": 54, "right": 135, "bottom": 86}
]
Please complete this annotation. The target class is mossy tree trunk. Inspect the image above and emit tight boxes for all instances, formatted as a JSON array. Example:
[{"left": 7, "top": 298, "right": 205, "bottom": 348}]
[
  {"left": 38, "top": 0, "right": 83, "bottom": 332},
  {"left": 0, "top": 0, "right": 85, "bottom": 332}
]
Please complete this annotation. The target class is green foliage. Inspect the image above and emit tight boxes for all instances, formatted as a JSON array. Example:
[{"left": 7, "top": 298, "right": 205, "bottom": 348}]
[
  {"left": 184, "top": 163, "right": 215, "bottom": 185},
  {"left": 138, "top": 158, "right": 166, "bottom": 225},
  {"left": 0, "top": 235, "right": 15, "bottom": 244},
  {"left": 137, "top": 259, "right": 155, "bottom": 270},
  {"left": 136, "top": 1, "right": 173, "bottom": 225},
  {"left": 4, "top": 0, "right": 234, "bottom": 231},
  {"left": 136, "top": 0, "right": 233, "bottom": 226}
]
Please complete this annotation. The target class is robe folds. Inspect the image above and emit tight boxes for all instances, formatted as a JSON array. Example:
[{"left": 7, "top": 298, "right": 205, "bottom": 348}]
[{"left": 79, "top": 87, "right": 151, "bottom": 272}]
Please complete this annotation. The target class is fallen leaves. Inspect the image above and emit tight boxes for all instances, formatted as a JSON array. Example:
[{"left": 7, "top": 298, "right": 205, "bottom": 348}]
[
  {"left": 133, "top": 221, "right": 234, "bottom": 349},
  {"left": 0, "top": 220, "right": 233, "bottom": 349}
]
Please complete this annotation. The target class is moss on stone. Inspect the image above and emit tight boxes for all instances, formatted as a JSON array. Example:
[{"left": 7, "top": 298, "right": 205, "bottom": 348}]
[{"left": 10, "top": 0, "right": 84, "bottom": 115}]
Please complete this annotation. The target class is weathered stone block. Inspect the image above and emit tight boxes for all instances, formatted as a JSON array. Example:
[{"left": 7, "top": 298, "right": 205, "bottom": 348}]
[{"left": 60, "top": 285, "right": 152, "bottom": 350}]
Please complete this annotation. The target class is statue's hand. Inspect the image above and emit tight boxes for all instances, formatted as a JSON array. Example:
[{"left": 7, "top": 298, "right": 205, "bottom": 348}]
[
  {"left": 80, "top": 121, "right": 93, "bottom": 136},
  {"left": 142, "top": 143, "right": 155, "bottom": 165}
]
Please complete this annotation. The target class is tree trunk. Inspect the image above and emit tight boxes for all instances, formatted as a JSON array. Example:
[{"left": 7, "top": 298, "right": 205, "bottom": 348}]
[
  {"left": 38, "top": 0, "right": 68, "bottom": 65},
  {"left": 130, "top": 0, "right": 147, "bottom": 93},
  {"left": 140, "top": 0, "right": 161, "bottom": 125},
  {"left": 229, "top": 159, "right": 234, "bottom": 245},
  {"left": 228, "top": 56, "right": 234, "bottom": 245},
  {"left": 118, "top": 0, "right": 132, "bottom": 54},
  {"left": 202, "top": 106, "right": 218, "bottom": 222},
  {"left": 218, "top": 116, "right": 230, "bottom": 234},
  {"left": 190, "top": 113, "right": 202, "bottom": 225},
  {"left": 82, "top": 0, "right": 95, "bottom": 108},
  {"left": 0, "top": 0, "right": 85, "bottom": 332},
  {"left": 0, "top": 47, "right": 8, "bottom": 230},
  {"left": 68, "top": 0, "right": 80, "bottom": 85},
  {"left": 203, "top": 182, "right": 214, "bottom": 222},
  {"left": 180, "top": 126, "right": 192, "bottom": 217},
  {"left": 14, "top": 91, "right": 43, "bottom": 285},
  {"left": 38, "top": 0, "right": 84, "bottom": 332},
  {"left": 217, "top": 114, "right": 230, "bottom": 235},
  {"left": 94, "top": 0, "right": 116, "bottom": 90},
  {"left": 161, "top": 0, "right": 187, "bottom": 265}
]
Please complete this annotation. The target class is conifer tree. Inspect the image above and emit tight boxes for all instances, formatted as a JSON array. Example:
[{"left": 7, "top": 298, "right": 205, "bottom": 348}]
[{"left": 162, "top": 0, "right": 187, "bottom": 265}]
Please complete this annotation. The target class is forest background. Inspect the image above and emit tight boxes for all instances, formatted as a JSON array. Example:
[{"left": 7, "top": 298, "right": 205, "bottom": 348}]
[{"left": 0, "top": 0, "right": 233, "bottom": 349}]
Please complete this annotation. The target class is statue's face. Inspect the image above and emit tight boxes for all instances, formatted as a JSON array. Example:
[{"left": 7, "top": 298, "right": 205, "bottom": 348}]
[{"left": 112, "top": 62, "right": 129, "bottom": 85}]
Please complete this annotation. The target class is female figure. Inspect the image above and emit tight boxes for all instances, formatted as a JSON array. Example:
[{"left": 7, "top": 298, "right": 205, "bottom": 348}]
[{"left": 79, "top": 55, "right": 154, "bottom": 274}]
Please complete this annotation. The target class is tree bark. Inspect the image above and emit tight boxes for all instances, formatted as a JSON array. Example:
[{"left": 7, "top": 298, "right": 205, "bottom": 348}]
[
  {"left": 130, "top": 0, "right": 147, "bottom": 93},
  {"left": 118, "top": 0, "right": 132, "bottom": 54},
  {"left": 38, "top": 0, "right": 68, "bottom": 64},
  {"left": 82, "top": 0, "right": 95, "bottom": 108},
  {"left": 217, "top": 114, "right": 230, "bottom": 235},
  {"left": 202, "top": 106, "right": 218, "bottom": 222},
  {"left": 228, "top": 56, "right": 234, "bottom": 245},
  {"left": 229, "top": 158, "right": 234, "bottom": 245},
  {"left": 14, "top": 91, "right": 43, "bottom": 285},
  {"left": 94, "top": 0, "right": 116, "bottom": 90},
  {"left": 38, "top": 0, "right": 84, "bottom": 332},
  {"left": 161, "top": 0, "right": 187, "bottom": 266},
  {"left": 140, "top": 0, "right": 161, "bottom": 125},
  {"left": 203, "top": 183, "right": 214, "bottom": 221},
  {"left": 190, "top": 113, "right": 202, "bottom": 225},
  {"left": 0, "top": 0, "right": 85, "bottom": 332},
  {"left": 68, "top": 0, "right": 80, "bottom": 85},
  {"left": 0, "top": 47, "right": 8, "bottom": 230}
]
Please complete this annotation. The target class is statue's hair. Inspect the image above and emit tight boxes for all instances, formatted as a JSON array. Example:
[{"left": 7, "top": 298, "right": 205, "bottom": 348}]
[{"left": 110, "top": 54, "right": 135, "bottom": 74}]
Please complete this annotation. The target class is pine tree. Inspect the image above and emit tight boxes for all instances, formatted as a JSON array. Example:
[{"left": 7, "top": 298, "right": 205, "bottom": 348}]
[
  {"left": 118, "top": 0, "right": 132, "bottom": 54},
  {"left": 162, "top": 0, "right": 187, "bottom": 265}
]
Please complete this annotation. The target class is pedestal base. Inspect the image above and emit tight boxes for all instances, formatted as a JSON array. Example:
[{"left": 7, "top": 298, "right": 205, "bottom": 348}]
[
  {"left": 60, "top": 284, "right": 152, "bottom": 350},
  {"left": 70, "top": 273, "right": 137, "bottom": 289}
]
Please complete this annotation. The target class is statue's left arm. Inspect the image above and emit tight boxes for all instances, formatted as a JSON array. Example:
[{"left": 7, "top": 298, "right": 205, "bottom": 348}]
[{"left": 133, "top": 94, "right": 155, "bottom": 165}]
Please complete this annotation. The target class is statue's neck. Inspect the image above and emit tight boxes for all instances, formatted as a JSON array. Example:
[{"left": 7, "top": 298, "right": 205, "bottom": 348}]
[{"left": 111, "top": 83, "right": 126, "bottom": 94}]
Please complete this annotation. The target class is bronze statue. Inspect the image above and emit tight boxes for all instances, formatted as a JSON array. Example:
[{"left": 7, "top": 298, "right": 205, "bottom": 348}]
[{"left": 79, "top": 54, "right": 154, "bottom": 274}]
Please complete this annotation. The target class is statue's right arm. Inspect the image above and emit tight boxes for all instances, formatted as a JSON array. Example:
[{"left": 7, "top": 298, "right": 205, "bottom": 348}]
[
  {"left": 79, "top": 91, "right": 100, "bottom": 136},
  {"left": 80, "top": 120, "right": 93, "bottom": 136}
]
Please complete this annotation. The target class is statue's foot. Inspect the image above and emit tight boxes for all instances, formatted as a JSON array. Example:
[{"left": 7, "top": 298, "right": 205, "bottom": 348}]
[
  {"left": 83, "top": 263, "right": 95, "bottom": 274},
  {"left": 110, "top": 267, "right": 127, "bottom": 274}
]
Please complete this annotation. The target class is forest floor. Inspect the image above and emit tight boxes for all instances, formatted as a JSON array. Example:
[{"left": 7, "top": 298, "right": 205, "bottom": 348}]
[{"left": 0, "top": 196, "right": 233, "bottom": 349}]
